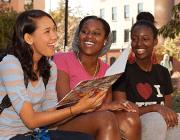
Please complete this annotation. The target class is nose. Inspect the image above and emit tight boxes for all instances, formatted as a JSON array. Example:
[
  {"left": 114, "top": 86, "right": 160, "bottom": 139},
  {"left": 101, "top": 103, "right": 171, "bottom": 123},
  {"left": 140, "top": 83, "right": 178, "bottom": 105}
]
[
  {"left": 51, "top": 31, "right": 58, "bottom": 41},
  {"left": 137, "top": 38, "right": 142, "bottom": 46},
  {"left": 85, "top": 32, "right": 93, "bottom": 38}
]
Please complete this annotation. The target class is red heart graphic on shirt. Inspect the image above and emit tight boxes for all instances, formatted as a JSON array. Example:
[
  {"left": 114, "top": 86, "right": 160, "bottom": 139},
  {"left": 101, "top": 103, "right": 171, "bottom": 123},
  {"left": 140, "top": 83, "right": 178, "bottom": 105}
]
[{"left": 136, "top": 83, "right": 152, "bottom": 100}]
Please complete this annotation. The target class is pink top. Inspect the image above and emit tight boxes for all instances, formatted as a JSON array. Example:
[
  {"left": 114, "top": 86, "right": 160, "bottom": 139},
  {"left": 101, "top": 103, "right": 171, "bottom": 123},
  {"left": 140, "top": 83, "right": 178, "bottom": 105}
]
[{"left": 53, "top": 51, "right": 109, "bottom": 89}]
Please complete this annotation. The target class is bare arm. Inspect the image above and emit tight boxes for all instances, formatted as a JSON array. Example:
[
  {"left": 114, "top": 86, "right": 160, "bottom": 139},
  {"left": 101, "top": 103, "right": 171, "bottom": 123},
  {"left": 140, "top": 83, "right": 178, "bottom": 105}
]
[
  {"left": 20, "top": 90, "right": 107, "bottom": 129},
  {"left": 139, "top": 105, "right": 157, "bottom": 115},
  {"left": 56, "top": 70, "right": 71, "bottom": 101},
  {"left": 139, "top": 94, "right": 173, "bottom": 115},
  {"left": 113, "top": 91, "right": 127, "bottom": 101},
  {"left": 139, "top": 94, "right": 178, "bottom": 127},
  {"left": 19, "top": 102, "right": 74, "bottom": 129},
  {"left": 164, "top": 94, "right": 172, "bottom": 108}
]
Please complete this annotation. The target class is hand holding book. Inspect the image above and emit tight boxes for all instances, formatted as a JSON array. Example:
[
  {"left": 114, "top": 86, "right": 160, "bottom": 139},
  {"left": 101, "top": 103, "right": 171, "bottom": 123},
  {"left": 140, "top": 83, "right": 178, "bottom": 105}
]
[
  {"left": 75, "top": 89, "right": 107, "bottom": 113},
  {"left": 56, "top": 46, "right": 131, "bottom": 109}
]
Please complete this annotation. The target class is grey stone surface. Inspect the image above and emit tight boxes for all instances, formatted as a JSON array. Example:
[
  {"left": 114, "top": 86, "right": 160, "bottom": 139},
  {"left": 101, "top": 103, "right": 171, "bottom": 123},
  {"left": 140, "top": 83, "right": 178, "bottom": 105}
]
[{"left": 141, "top": 112, "right": 180, "bottom": 140}]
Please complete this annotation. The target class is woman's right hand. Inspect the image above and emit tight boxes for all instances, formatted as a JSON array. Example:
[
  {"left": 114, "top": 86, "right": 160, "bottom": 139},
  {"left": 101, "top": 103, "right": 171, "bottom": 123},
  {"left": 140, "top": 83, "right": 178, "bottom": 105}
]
[
  {"left": 72, "top": 90, "right": 107, "bottom": 114},
  {"left": 104, "top": 100, "right": 139, "bottom": 113}
]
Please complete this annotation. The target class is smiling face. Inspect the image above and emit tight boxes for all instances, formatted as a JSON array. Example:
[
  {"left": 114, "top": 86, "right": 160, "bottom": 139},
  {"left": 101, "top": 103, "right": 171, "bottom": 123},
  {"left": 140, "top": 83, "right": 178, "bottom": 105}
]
[
  {"left": 131, "top": 25, "right": 157, "bottom": 61},
  {"left": 28, "top": 16, "right": 57, "bottom": 59},
  {"left": 79, "top": 19, "right": 107, "bottom": 56}
]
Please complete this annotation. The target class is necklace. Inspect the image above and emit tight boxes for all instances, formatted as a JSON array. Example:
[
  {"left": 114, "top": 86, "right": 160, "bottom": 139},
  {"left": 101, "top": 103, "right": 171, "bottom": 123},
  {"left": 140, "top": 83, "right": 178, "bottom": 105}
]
[{"left": 77, "top": 57, "right": 99, "bottom": 79}]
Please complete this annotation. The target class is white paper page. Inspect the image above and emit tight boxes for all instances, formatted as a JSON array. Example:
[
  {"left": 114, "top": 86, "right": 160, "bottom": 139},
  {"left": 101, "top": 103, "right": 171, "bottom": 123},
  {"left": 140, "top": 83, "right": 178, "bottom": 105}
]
[{"left": 105, "top": 45, "right": 130, "bottom": 76}]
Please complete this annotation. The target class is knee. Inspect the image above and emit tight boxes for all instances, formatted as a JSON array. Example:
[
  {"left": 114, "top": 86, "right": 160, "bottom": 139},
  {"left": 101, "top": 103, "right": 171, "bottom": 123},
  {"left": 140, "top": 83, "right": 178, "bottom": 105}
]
[
  {"left": 126, "top": 112, "right": 141, "bottom": 127},
  {"left": 96, "top": 111, "right": 118, "bottom": 128},
  {"left": 118, "top": 112, "right": 141, "bottom": 128}
]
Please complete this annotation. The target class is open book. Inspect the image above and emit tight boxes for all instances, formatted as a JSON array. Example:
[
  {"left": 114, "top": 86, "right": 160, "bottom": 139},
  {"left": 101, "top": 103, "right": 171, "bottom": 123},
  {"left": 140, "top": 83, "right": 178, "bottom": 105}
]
[{"left": 56, "top": 46, "right": 130, "bottom": 109}]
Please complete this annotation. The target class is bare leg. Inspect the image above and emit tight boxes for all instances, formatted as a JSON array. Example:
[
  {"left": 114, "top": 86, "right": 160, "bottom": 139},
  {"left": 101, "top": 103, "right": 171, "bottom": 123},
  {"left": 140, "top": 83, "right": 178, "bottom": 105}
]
[
  {"left": 58, "top": 111, "right": 120, "bottom": 140},
  {"left": 114, "top": 111, "right": 141, "bottom": 140}
]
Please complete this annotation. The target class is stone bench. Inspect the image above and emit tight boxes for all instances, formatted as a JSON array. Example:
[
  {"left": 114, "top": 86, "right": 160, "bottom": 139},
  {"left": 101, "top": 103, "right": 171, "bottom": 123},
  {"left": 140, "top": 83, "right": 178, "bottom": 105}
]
[{"left": 141, "top": 112, "right": 180, "bottom": 140}]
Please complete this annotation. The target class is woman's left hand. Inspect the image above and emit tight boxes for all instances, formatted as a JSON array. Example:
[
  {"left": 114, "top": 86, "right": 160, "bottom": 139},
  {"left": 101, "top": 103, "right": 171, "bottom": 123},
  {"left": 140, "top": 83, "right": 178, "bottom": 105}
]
[
  {"left": 99, "top": 100, "right": 139, "bottom": 113},
  {"left": 155, "top": 104, "right": 178, "bottom": 128}
]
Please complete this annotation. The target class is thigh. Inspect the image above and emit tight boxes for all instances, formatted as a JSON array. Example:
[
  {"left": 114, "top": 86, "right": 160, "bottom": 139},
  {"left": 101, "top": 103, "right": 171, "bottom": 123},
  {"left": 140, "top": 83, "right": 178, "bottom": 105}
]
[
  {"left": 50, "top": 130, "right": 94, "bottom": 140},
  {"left": 58, "top": 111, "right": 115, "bottom": 135}
]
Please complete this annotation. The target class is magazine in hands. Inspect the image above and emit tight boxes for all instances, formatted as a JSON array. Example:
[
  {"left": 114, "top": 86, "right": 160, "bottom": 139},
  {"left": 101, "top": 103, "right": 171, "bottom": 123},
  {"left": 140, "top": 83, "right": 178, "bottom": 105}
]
[{"left": 56, "top": 46, "right": 130, "bottom": 109}]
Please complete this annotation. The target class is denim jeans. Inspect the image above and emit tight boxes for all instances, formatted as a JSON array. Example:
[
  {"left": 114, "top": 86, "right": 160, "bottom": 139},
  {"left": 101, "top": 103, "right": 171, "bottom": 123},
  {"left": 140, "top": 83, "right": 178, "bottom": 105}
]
[{"left": 10, "top": 130, "right": 94, "bottom": 140}]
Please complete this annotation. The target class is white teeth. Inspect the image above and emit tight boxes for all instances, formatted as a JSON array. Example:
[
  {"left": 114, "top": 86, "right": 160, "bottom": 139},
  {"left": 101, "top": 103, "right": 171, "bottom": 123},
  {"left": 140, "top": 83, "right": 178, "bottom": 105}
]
[
  {"left": 49, "top": 43, "right": 55, "bottom": 46},
  {"left": 84, "top": 41, "right": 94, "bottom": 45},
  {"left": 136, "top": 49, "right": 145, "bottom": 54}
]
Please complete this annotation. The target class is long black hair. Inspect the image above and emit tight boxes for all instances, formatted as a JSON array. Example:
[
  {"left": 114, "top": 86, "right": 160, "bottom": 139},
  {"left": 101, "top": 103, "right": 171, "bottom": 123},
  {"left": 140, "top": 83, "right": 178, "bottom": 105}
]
[{"left": 6, "top": 10, "right": 57, "bottom": 87}]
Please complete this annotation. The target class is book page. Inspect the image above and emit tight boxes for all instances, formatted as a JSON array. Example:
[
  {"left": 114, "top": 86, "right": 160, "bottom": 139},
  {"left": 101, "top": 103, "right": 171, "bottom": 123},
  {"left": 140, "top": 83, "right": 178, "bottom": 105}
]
[
  {"left": 56, "top": 46, "right": 130, "bottom": 108},
  {"left": 56, "top": 73, "right": 121, "bottom": 108},
  {"left": 105, "top": 44, "right": 130, "bottom": 76}
]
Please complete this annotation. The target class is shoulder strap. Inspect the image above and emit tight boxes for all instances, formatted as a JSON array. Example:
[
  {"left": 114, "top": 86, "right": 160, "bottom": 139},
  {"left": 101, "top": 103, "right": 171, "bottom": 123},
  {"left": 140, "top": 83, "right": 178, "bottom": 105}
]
[{"left": 0, "top": 95, "right": 12, "bottom": 114}]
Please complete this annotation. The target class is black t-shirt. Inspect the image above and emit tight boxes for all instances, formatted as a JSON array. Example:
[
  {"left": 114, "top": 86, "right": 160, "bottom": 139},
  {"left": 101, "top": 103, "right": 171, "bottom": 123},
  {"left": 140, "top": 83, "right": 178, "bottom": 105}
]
[{"left": 112, "top": 63, "right": 173, "bottom": 107}]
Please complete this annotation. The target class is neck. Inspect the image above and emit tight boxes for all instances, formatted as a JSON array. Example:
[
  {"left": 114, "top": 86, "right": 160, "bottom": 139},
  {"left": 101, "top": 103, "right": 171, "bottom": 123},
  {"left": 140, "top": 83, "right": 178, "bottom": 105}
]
[
  {"left": 136, "top": 58, "right": 152, "bottom": 72},
  {"left": 78, "top": 53, "right": 98, "bottom": 65},
  {"left": 77, "top": 53, "right": 99, "bottom": 78}
]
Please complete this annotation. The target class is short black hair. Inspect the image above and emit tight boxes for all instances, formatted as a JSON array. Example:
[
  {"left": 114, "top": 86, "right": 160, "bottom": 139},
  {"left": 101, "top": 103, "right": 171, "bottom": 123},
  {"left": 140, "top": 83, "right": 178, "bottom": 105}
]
[
  {"left": 78, "top": 16, "right": 110, "bottom": 38},
  {"left": 131, "top": 12, "right": 158, "bottom": 38}
]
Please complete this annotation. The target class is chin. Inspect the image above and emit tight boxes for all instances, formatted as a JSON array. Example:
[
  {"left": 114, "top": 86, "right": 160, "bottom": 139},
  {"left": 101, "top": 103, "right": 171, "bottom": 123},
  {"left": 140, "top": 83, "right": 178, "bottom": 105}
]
[
  {"left": 48, "top": 50, "right": 55, "bottom": 56},
  {"left": 44, "top": 52, "right": 54, "bottom": 57},
  {"left": 136, "top": 53, "right": 147, "bottom": 58}
]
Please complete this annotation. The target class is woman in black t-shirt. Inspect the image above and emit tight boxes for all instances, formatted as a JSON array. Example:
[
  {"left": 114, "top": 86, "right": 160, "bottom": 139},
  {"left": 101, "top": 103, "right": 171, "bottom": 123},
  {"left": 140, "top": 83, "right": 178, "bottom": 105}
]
[{"left": 113, "top": 13, "right": 180, "bottom": 140}]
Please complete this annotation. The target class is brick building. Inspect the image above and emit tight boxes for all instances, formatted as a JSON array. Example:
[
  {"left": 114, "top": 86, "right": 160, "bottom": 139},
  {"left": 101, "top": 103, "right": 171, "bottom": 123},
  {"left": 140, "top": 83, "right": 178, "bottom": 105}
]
[
  {"left": 0, "top": 0, "right": 45, "bottom": 12},
  {"left": 93, "top": 0, "right": 180, "bottom": 71}
]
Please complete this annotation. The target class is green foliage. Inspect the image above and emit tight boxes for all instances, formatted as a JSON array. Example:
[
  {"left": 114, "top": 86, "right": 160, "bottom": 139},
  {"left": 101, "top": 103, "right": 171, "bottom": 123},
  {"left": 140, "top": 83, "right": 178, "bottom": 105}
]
[
  {"left": 0, "top": 10, "right": 17, "bottom": 52},
  {"left": 159, "top": 3, "right": 180, "bottom": 39},
  {"left": 155, "top": 37, "right": 180, "bottom": 61},
  {"left": 24, "top": 3, "right": 33, "bottom": 10},
  {"left": 172, "top": 95, "right": 180, "bottom": 113}
]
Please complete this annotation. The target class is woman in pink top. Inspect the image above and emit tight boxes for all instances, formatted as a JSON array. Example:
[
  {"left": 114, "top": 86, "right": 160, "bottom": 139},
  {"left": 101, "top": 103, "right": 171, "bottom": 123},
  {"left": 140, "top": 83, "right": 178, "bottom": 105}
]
[
  {"left": 53, "top": 51, "right": 109, "bottom": 90},
  {"left": 54, "top": 16, "right": 140, "bottom": 140}
]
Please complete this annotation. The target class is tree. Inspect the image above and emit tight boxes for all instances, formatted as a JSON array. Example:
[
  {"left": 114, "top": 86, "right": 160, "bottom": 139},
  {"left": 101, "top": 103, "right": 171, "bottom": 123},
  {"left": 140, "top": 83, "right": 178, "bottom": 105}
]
[
  {"left": 50, "top": 0, "right": 81, "bottom": 52},
  {"left": 0, "top": 8, "right": 17, "bottom": 53},
  {"left": 155, "top": 3, "right": 180, "bottom": 63},
  {"left": 158, "top": 3, "right": 180, "bottom": 39},
  {"left": 155, "top": 37, "right": 180, "bottom": 61}
]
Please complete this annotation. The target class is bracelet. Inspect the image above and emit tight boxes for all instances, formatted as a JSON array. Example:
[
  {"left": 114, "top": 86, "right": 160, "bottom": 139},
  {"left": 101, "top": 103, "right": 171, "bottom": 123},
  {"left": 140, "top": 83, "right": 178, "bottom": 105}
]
[{"left": 69, "top": 106, "right": 73, "bottom": 116}]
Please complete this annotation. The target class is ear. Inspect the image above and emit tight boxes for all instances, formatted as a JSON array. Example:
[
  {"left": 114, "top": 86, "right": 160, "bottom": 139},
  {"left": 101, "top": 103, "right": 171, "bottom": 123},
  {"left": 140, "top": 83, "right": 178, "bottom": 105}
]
[
  {"left": 153, "top": 38, "right": 158, "bottom": 46},
  {"left": 24, "top": 33, "right": 33, "bottom": 45},
  {"left": 104, "top": 40, "right": 107, "bottom": 46}
]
